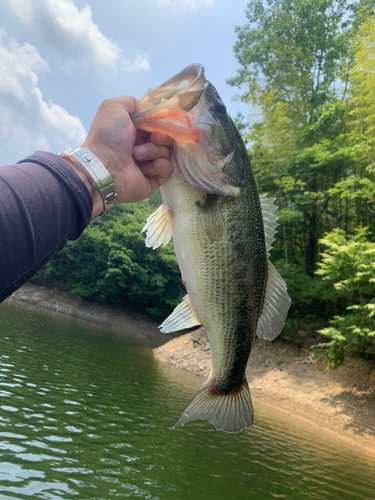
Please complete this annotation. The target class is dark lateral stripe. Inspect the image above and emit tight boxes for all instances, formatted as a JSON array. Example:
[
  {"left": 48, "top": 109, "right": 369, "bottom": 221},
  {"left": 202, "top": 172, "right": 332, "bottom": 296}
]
[{"left": 213, "top": 329, "right": 254, "bottom": 393}]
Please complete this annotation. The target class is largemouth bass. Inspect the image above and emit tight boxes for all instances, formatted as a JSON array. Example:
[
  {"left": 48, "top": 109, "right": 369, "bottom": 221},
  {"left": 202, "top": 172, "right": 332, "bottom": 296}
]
[{"left": 131, "top": 64, "right": 291, "bottom": 433}]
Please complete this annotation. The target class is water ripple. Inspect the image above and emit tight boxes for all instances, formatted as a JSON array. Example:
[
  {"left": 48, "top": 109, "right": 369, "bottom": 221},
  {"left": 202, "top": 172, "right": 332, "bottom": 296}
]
[{"left": 0, "top": 306, "right": 374, "bottom": 500}]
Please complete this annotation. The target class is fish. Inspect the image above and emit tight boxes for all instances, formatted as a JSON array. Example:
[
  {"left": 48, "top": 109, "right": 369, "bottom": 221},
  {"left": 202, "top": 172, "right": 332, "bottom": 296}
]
[{"left": 130, "top": 64, "right": 291, "bottom": 433}]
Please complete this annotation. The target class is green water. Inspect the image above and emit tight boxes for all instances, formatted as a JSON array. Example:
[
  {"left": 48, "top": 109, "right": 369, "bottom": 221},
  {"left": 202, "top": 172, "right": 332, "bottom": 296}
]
[{"left": 0, "top": 306, "right": 374, "bottom": 500}]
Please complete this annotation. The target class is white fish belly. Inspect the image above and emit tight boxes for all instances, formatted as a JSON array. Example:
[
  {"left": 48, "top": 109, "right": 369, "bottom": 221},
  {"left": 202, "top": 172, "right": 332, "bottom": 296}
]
[{"left": 161, "top": 174, "right": 248, "bottom": 379}]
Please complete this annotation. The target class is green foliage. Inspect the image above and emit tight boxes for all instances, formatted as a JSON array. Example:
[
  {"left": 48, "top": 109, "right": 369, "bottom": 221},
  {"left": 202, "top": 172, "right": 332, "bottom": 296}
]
[
  {"left": 229, "top": 0, "right": 354, "bottom": 124},
  {"left": 273, "top": 260, "right": 333, "bottom": 318},
  {"left": 314, "top": 303, "right": 375, "bottom": 369},
  {"left": 316, "top": 227, "right": 375, "bottom": 298},
  {"left": 231, "top": 0, "right": 375, "bottom": 366},
  {"left": 229, "top": 0, "right": 375, "bottom": 272},
  {"left": 33, "top": 201, "right": 184, "bottom": 318},
  {"left": 350, "top": 16, "right": 375, "bottom": 138},
  {"left": 313, "top": 228, "right": 375, "bottom": 367}
]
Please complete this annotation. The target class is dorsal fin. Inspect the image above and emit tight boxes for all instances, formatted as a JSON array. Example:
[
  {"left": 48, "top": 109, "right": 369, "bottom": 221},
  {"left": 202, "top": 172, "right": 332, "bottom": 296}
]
[
  {"left": 256, "top": 261, "right": 291, "bottom": 340},
  {"left": 259, "top": 193, "right": 279, "bottom": 257}
]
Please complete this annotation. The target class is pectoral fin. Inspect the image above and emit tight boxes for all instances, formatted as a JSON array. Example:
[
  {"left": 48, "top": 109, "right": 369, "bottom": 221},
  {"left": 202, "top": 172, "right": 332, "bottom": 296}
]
[
  {"left": 159, "top": 295, "right": 201, "bottom": 333},
  {"left": 197, "top": 194, "right": 226, "bottom": 242},
  {"left": 256, "top": 261, "right": 291, "bottom": 341},
  {"left": 142, "top": 204, "right": 173, "bottom": 249}
]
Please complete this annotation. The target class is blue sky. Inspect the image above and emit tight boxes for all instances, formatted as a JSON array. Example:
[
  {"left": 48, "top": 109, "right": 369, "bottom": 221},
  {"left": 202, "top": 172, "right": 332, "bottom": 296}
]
[{"left": 0, "top": 0, "right": 251, "bottom": 165}]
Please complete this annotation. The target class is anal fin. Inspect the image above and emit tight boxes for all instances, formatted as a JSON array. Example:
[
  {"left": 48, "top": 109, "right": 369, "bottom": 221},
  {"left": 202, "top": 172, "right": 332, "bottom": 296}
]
[
  {"left": 142, "top": 204, "right": 173, "bottom": 249},
  {"left": 159, "top": 295, "right": 201, "bottom": 333},
  {"left": 256, "top": 261, "right": 291, "bottom": 341}
]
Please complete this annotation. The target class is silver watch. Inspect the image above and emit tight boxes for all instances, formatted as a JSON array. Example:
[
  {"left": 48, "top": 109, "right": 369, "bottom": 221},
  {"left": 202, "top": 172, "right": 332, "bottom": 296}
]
[{"left": 59, "top": 147, "right": 118, "bottom": 223}]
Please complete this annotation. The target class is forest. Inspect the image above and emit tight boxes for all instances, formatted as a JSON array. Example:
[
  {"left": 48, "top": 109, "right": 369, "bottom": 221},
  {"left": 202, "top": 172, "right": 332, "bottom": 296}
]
[{"left": 33, "top": 0, "right": 375, "bottom": 369}]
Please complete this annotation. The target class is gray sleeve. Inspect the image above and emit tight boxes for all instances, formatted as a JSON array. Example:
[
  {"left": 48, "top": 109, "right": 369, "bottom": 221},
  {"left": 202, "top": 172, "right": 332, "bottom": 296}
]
[{"left": 0, "top": 151, "right": 93, "bottom": 302}]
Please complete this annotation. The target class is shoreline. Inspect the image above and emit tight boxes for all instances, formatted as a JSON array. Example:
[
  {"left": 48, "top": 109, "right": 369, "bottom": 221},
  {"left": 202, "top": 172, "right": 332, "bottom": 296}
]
[
  {"left": 3, "top": 283, "right": 375, "bottom": 457},
  {"left": 2, "top": 283, "right": 177, "bottom": 347},
  {"left": 154, "top": 328, "right": 375, "bottom": 458}
]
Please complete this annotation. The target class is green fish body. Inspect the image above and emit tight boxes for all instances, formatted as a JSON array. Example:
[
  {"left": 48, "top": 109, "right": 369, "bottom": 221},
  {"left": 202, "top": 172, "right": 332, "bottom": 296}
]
[{"left": 131, "top": 64, "right": 291, "bottom": 433}]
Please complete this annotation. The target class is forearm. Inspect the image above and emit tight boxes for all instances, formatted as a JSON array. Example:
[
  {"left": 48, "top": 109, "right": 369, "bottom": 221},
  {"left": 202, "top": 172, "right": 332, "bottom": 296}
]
[{"left": 0, "top": 151, "right": 92, "bottom": 302}]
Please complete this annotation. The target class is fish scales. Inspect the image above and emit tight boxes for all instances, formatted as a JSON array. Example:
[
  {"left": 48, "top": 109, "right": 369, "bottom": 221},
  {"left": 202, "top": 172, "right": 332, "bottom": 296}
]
[{"left": 131, "top": 64, "right": 291, "bottom": 433}]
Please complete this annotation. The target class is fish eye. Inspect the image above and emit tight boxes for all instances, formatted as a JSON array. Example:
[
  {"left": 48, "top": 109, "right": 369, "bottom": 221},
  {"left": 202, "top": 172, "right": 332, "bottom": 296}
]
[{"left": 214, "top": 100, "right": 226, "bottom": 116}]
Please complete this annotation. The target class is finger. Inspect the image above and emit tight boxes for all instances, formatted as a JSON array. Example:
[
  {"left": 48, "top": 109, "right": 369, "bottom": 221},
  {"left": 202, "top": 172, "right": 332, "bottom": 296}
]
[
  {"left": 150, "top": 132, "right": 174, "bottom": 147},
  {"left": 140, "top": 158, "right": 174, "bottom": 185},
  {"left": 135, "top": 129, "right": 151, "bottom": 146},
  {"left": 133, "top": 143, "right": 171, "bottom": 161},
  {"left": 116, "top": 95, "right": 143, "bottom": 114}
]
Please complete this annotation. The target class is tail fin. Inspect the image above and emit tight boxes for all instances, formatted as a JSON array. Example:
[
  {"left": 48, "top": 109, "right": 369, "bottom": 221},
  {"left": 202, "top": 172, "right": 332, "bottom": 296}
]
[{"left": 174, "top": 379, "right": 254, "bottom": 433}]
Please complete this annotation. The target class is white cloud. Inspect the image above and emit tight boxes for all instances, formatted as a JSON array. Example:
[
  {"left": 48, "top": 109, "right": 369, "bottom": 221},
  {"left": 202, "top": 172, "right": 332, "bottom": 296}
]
[
  {"left": 7, "top": 0, "right": 149, "bottom": 73},
  {"left": 0, "top": 30, "right": 86, "bottom": 160},
  {"left": 156, "top": 0, "right": 214, "bottom": 10},
  {"left": 121, "top": 52, "right": 150, "bottom": 73}
]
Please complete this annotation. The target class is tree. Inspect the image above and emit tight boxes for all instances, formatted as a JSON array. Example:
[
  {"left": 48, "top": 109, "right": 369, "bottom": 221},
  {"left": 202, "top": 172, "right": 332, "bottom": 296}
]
[
  {"left": 229, "top": 0, "right": 375, "bottom": 273},
  {"left": 324, "top": 16, "right": 375, "bottom": 235},
  {"left": 229, "top": 0, "right": 352, "bottom": 126},
  {"left": 350, "top": 16, "right": 375, "bottom": 142}
]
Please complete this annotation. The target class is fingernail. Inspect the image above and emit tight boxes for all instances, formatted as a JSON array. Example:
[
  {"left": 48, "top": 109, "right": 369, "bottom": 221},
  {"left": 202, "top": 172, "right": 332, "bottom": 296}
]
[{"left": 134, "top": 145, "right": 148, "bottom": 157}]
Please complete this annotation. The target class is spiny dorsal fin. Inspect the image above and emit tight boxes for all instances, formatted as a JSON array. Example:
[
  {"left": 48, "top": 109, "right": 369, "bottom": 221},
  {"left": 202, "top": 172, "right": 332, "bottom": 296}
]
[
  {"left": 256, "top": 261, "right": 291, "bottom": 341},
  {"left": 159, "top": 295, "right": 201, "bottom": 334},
  {"left": 142, "top": 204, "right": 173, "bottom": 249},
  {"left": 259, "top": 193, "right": 279, "bottom": 257}
]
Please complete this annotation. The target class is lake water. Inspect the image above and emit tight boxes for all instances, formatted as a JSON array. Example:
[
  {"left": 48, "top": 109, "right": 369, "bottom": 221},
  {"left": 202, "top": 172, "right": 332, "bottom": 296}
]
[{"left": 0, "top": 305, "right": 374, "bottom": 500}]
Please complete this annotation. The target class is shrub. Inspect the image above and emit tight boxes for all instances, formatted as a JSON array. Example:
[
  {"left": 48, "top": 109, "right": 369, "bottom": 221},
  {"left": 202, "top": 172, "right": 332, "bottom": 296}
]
[{"left": 312, "top": 227, "right": 375, "bottom": 368}]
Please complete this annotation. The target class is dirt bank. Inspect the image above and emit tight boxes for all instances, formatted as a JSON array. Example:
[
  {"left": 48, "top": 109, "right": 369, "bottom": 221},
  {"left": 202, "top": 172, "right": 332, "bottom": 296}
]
[
  {"left": 154, "top": 328, "right": 375, "bottom": 457},
  {"left": 3, "top": 283, "right": 177, "bottom": 347}
]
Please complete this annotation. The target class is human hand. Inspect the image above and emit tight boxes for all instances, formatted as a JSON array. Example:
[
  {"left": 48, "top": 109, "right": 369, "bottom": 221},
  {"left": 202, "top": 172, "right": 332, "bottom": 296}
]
[{"left": 77, "top": 96, "right": 173, "bottom": 212}]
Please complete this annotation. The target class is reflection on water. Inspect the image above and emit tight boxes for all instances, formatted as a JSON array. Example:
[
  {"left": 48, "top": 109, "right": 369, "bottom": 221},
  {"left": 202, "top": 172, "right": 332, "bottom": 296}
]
[{"left": 0, "top": 305, "right": 374, "bottom": 500}]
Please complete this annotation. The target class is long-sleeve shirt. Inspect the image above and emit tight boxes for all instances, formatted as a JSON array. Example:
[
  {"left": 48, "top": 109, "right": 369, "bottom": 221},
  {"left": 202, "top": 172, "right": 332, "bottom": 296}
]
[{"left": 0, "top": 151, "right": 92, "bottom": 303}]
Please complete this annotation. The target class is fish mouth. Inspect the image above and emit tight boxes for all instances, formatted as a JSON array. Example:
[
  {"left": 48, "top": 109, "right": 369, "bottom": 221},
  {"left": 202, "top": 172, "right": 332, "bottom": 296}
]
[
  {"left": 130, "top": 64, "right": 209, "bottom": 143},
  {"left": 130, "top": 64, "right": 238, "bottom": 196},
  {"left": 137, "top": 63, "right": 207, "bottom": 111}
]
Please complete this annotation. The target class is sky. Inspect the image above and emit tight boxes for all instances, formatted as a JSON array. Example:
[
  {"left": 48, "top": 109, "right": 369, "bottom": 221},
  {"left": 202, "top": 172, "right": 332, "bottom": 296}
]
[{"left": 0, "top": 0, "right": 251, "bottom": 165}]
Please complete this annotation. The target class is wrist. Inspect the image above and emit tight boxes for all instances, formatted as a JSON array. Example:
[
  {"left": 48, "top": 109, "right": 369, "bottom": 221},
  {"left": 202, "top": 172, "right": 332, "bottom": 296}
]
[
  {"left": 62, "top": 156, "right": 104, "bottom": 219},
  {"left": 80, "top": 142, "right": 123, "bottom": 203},
  {"left": 58, "top": 147, "right": 118, "bottom": 222}
]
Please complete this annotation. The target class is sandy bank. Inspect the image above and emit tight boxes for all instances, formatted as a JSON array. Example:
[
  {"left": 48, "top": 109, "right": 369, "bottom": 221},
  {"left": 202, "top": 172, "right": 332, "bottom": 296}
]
[{"left": 154, "top": 328, "right": 375, "bottom": 457}]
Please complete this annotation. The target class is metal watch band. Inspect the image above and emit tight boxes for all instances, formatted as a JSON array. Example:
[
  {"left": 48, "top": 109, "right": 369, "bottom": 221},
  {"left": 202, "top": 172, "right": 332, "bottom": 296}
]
[{"left": 59, "top": 147, "right": 118, "bottom": 223}]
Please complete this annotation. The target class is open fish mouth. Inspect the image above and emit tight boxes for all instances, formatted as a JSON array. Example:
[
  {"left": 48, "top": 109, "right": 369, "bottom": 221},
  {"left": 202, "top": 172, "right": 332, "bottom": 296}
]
[
  {"left": 130, "top": 64, "right": 240, "bottom": 195},
  {"left": 130, "top": 64, "right": 210, "bottom": 144},
  {"left": 136, "top": 63, "right": 207, "bottom": 110}
]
